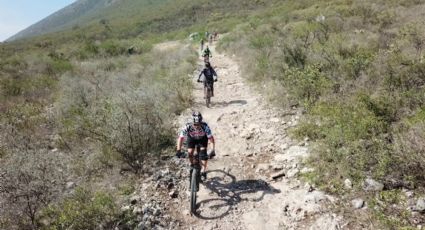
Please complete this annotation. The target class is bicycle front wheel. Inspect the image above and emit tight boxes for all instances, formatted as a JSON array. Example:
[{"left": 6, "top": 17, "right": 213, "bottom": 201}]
[{"left": 190, "top": 168, "right": 198, "bottom": 214}]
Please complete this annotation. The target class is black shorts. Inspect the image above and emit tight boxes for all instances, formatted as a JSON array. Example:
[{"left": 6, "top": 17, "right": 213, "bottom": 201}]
[{"left": 187, "top": 136, "right": 208, "bottom": 149}]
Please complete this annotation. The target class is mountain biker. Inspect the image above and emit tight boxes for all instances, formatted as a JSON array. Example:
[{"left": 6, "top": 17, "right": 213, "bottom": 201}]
[
  {"left": 198, "top": 62, "right": 217, "bottom": 98},
  {"left": 202, "top": 46, "right": 211, "bottom": 58},
  {"left": 176, "top": 112, "right": 216, "bottom": 180}
]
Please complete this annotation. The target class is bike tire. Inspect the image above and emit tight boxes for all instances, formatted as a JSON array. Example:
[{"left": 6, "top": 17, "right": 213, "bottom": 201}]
[
  {"left": 206, "top": 87, "right": 211, "bottom": 108},
  {"left": 190, "top": 167, "right": 198, "bottom": 214}
]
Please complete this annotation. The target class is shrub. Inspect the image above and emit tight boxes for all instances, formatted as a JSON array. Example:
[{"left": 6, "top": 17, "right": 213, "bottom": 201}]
[
  {"left": 0, "top": 151, "right": 65, "bottom": 229},
  {"left": 283, "top": 65, "right": 331, "bottom": 106},
  {"left": 42, "top": 187, "right": 117, "bottom": 230},
  {"left": 344, "top": 50, "right": 374, "bottom": 79},
  {"left": 56, "top": 45, "right": 196, "bottom": 173}
]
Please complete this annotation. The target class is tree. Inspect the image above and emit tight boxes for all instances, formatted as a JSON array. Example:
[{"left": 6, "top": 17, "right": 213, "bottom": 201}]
[{"left": 0, "top": 150, "right": 65, "bottom": 229}]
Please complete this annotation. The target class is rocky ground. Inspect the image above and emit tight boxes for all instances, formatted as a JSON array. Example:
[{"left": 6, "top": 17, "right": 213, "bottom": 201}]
[
  {"left": 117, "top": 41, "right": 425, "bottom": 230},
  {"left": 113, "top": 39, "right": 425, "bottom": 230},
  {"left": 118, "top": 42, "right": 342, "bottom": 230}
]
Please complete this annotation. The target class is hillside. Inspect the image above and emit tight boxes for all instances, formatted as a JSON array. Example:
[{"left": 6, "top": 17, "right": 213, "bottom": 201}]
[
  {"left": 7, "top": 0, "right": 113, "bottom": 41},
  {"left": 6, "top": 0, "right": 171, "bottom": 41},
  {"left": 1, "top": 0, "right": 425, "bottom": 229}
]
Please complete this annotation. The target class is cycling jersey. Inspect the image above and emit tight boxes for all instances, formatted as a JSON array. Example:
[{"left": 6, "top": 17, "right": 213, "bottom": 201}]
[
  {"left": 203, "top": 48, "right": 211, "bottom": 57},
  {"left": 179, "top": 122, "right": 213, "bottom": 140},
  {"left": 198, "top": 67, "right": 217, "bottom": 82}
]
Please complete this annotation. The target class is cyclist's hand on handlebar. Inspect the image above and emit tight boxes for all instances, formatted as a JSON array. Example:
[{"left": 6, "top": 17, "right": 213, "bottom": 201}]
[
  {"left": 176, "top": 150, "right": 183, "bottom": 158},
  {"left": 214, "top": 79, "right": 217, "bottom": 82},
  {"left": 197, "top": 79, "right": 201, "bottom": 83}
]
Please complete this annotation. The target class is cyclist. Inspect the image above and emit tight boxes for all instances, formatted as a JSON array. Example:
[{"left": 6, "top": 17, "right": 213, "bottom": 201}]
[
  {"left": 198, "top": 62, "right": 217, "bottom": 98},
  {"left": 202, "top": 46, "right": 212, "bottom": 62},
  {"left": 176, "top": 112, "right": 216, "bottom": 180}
]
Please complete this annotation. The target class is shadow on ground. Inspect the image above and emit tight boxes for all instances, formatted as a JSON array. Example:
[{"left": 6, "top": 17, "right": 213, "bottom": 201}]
[
  {"left": 195, "top": 169, "right": 280, "bottom": 220},
  {"left": 213, "top": 100, "right": 247, "bottom": 108},
  {"left": 193, "top": 99, "right": 247, "bottom": 109}
]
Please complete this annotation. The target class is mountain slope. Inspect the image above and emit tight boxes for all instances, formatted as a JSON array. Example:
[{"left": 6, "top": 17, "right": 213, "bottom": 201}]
[{"left": 6, "top": 0, "right": 168, "bottom": 41}]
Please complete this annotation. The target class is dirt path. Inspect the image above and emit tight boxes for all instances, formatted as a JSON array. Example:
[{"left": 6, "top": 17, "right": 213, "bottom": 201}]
[{"left": 174, "top": 43, "right": 344, "bottom": 229}]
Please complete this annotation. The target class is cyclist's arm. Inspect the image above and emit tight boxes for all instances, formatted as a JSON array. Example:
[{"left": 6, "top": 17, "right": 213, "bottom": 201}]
[
  {"left": 209, "top": 136, "right": 215, "bottom": 151},
  {"left": 176, "top": 126, "right": 187, "bottom": 151},
  {"left": 198, "top": 70, "right": 204, "bottom": 81},
  {"left": 204, "top": 124, "right": 215, "bottom": 151},
  {"left": 177, "top": 136, "right": 184, "bottom": 151}
]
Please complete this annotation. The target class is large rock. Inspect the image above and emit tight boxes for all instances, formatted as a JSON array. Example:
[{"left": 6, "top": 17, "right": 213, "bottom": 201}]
[
  {"left": 414, "top": 198, "right": 425, "bottom": 212},
  {"left": 363, "top": 178, "right": 384, "bottom": 191},
  {"left": 344, "top": 179, "right": 353, "bottom": 189},
  {"left": 351, "top": 198, "right": 365, "bottom": 209}
]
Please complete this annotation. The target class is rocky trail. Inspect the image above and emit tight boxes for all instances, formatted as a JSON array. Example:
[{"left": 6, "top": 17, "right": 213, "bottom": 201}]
[
  {"left": 124, "top": 42, "right": 344, "bottom": 230},
  {"left": 173, "top": 44, "right": 343, "bottom": 229}
]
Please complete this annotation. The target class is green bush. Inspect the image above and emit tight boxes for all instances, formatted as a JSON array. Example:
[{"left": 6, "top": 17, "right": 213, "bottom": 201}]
[
  {"left": 344, "top": 50, "right": 374, "bottom": 79},
  {"left": 42, "top": 188, "right": 117, "bottom": 230},
  {"left": 100, "top": 39, "right": 127, "bottom": 57},
  {"left": 283, "top": 65, "right": 331, "bottom": 106},
  {"left": 56, "top": 44, "right": 196, "bottom": 173}
]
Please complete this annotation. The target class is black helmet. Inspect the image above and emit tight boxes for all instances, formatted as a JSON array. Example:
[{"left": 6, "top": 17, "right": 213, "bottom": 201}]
[
  {"left": 192, "top": 111, "right": 203, "bottom": 124},
  {"left": 205, "top": 62, "right": 211, "bottom": 67}
]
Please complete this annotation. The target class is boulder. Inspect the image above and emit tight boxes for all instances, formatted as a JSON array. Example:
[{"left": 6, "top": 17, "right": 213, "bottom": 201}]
[
  {"left": 344, "top": 179, "right": 353, "bottom": 189},
  {"left": 414, "top": 198, "right": 425, "bottom": 212},
  {"left": 363, "top": 178, "right": 384, "bottom": 191},
  {"left": 351, "top": 199, "right": 365, "bottom": 209}
]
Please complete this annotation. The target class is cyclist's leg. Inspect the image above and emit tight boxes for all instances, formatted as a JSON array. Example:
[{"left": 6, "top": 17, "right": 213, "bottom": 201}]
[
  {"left": 211, "top": 82, "right": 214, "bottom": 97},
  {"left": 187, "top": 137, "right": 196, "bottom": 165},
  {"left": 203, "top": 82, "right": 208, "bottom": 99},
  {"left": 199, "top": 136, "right": 209, "bottom": 173}
]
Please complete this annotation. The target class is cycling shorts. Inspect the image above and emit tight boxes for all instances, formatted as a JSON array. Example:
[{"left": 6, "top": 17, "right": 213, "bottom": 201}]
[{"left": 187, "top": 135, "right": 208, "bottom": 149}]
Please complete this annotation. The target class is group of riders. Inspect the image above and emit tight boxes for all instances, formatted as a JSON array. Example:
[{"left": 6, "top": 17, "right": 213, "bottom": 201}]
[{"left": 175, "top": 31, "right": 219, "bottom": 181}]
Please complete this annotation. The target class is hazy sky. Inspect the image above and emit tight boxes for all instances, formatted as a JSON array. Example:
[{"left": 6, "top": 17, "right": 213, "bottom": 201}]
[{"left": 0, "top": 0, "right": 76, "bottom": 41}]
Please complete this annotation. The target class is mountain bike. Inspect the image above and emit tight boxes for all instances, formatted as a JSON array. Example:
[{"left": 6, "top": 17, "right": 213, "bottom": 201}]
[
  {"left": 178, "top": 145, "right": 215, "bottom": 214},
  {"left": 179, "top": 145, "right": 202, "bottom": 214},
  {"left": 200, "top": 80, "right": 213, "bottom": 108},
  {"left": 189, "top": 147, "right": 202, "bottom": 214},
  {"left": 203, "top": 55, "right": 210, "bottom": 63}
]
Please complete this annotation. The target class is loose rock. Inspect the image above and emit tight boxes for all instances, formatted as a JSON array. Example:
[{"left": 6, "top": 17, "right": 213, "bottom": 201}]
[
  {"left": 351, "top": 199, "right": 365, "bottom": 209},
  {"left": 414, "top": 198, "right": 425, "bottom": 212},
  {"left": 363, "top": 178, "right": 384, "bottom": 191},
  {"left": 344, "top": 179, "right": 353, "bottom": 189}
]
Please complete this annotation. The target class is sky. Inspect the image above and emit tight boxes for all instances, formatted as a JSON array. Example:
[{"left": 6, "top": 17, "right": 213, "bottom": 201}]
[{"left": 0, "top": 0, "right": 76, "bottom": 41}]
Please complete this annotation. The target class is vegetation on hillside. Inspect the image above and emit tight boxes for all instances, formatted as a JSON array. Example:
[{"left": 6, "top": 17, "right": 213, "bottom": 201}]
[
  {"left": 2, "top": 0, "right": 425, "bottom": 228},
  {"left": 218, "top": 0, "right": 425, "bottom": 228},
  {"left": 1, "top": 0, "right": 276, "bottom": 228}
]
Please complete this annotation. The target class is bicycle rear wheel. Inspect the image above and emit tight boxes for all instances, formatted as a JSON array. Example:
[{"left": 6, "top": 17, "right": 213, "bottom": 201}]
[
  {"left": 190, "top": 167, "right": 198, "bottom": 214},
  {"left": 206, "top": 87, "right": 211, "bottom": 108}
]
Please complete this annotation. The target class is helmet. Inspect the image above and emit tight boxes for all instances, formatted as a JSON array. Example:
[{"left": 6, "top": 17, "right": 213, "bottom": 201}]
[
  {"left": 192, "top": 111, "right": 203, "bottom": 124},
  {"left": 205, "top": 62, "right": 211, "bottom": 67}
]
